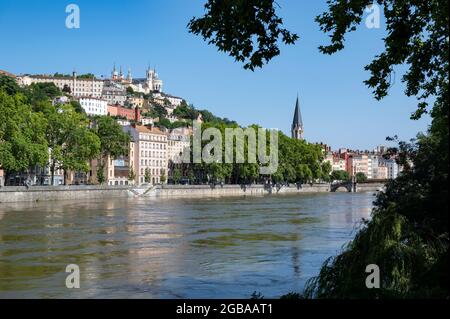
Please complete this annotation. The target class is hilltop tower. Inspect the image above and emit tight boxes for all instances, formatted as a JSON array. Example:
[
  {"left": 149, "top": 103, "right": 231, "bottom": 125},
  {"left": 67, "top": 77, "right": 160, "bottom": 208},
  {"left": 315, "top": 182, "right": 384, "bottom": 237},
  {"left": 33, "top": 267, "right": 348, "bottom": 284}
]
[
  {"left": 291, "top": 95, "right": 304, "bottom": 140},
  {"left": 111, "top": 63, "right": 118, "bottom": 80},
  {"left": 126, "top": 68, "right": 132, "bottom": 83},
  {"left": 146, "top": 67, "right": 163, "bottom": 92},
  {"left": 119, "top": 65, "right": 124, "bottom": 80}
]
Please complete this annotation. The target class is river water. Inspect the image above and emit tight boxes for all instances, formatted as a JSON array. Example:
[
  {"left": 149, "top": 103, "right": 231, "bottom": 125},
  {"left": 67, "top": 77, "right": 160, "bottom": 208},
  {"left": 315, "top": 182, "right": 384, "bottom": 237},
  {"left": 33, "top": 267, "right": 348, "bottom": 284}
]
[{"left": 0, "top": 192, "right": 374, "bottom": 298}]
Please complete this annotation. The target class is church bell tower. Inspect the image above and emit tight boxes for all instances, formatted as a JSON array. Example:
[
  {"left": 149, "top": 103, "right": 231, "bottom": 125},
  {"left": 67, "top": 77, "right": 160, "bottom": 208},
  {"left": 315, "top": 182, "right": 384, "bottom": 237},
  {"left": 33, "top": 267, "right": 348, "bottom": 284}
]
[{"left": 291, "top": 95, "right": 304, "bottom": 140}]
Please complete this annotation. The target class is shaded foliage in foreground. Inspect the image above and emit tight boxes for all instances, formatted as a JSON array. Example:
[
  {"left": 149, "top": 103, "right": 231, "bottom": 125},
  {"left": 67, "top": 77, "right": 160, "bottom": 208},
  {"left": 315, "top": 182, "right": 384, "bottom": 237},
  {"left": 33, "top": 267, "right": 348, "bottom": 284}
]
[{"left": 302, "top": 0, "right": 449, "bottom": 298}]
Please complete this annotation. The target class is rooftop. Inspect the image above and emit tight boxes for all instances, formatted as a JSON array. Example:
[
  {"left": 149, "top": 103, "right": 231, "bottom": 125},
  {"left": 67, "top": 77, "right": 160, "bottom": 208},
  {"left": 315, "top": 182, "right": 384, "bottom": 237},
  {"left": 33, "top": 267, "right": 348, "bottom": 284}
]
[
  {"left": 24, "top": 74, "right": 103, "bottom": 81},
  {"left": 135, "top": 125, "right": 166, "bottom": 136},
  {"left": 0, "top": 70, "right": 16, "bottom": 78}
]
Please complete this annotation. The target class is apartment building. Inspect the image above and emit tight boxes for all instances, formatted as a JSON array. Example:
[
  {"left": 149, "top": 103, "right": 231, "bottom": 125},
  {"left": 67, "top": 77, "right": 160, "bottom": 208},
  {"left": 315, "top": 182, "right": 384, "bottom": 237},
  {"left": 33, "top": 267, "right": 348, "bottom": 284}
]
[
  {"left": 348, "top": 154, "right": 369, "bottom": 177},
  {"left": 17, "top": 73, "right": 104, "bottom": 98},
  {"left": 124, "top": 125, "right": 168, "bottom": 185},
  {"left": 79, "top": 97, "right": 108, "bottom": 116},
  {"left": 167, "top": 127, "right": 191, "bottom": 179}
]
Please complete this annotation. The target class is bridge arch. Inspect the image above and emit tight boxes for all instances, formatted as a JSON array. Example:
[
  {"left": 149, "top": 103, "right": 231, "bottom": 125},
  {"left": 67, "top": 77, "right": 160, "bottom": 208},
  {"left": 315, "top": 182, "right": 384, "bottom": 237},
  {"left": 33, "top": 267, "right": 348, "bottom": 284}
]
[{"left": 330, "top": 181, "right": 354, "bottom": 192}]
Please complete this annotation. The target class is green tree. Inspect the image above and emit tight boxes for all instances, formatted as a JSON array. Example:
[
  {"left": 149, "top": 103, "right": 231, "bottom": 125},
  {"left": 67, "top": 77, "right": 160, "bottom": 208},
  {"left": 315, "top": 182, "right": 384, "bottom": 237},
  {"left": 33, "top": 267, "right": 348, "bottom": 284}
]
[
  {"left": 160, "top": 169, "right": 167, "bottom": 184},
  {"left": 70, "top": 100, "right": 85, "bottom": 114},
  {"left": 144, "top": 168, "right": 151, "bottom": 184},
  {"left": 0, "top": 90, "right": 48, "bottom": 177},
  {"left": 186, "top": 169, "right": 195, "bottom": 184},
  {"left": 330, "top": 170, "right": 350, "bottom": 182},
  {"left": 128, "top": 166, "right": 136, "bottom": 183},
  {"left": 92, "top": 116, "right": 130, "bottom": 185},
  {"left": 26, "top": 82, "right": 61, "bottom": 103},
  {"left": 156, "top": 117, "right": 188, "bottom": 130},
  {"left": 199, "top": 109, "right": 238, "bottom": 126},
  {"left": 62, "top": 84, "right": 71, "bottom": 94},
  {"left": 355, "top": 172, "right": 367, "bottom": 183},
  {"left": 296, "top": 164, "right": 312, "bottom": 183},
  {"left": 0, "top": 75, "right": 21, "bottom": 95},
  {"left": 96, "top": 163, "right": 106, "bottom": 184},
  {"left": 173, "top": 102, "right": 199, "bottom": 120},
  {"left": 321, "top": 161, "right": 332, "bottom": 182},
  {"left": 173, "top": 168, "right": 182, "bottom": 184},
  {"left": 93, "top": 115, "right": 130, "bottom": 162},
  {"left": 303, "top": 0, "right": 449, "bottom": 298},
  {"left": 44, "top": 103, "right": 101, "bottom": 185},
  {"left": 126, "top": 86, "right": 134, "bottom": 95},
  {"left": 148, "top": 104, "right": 168, "bottom": 119},
  {"left": 188, "top": 0, "right": 298, "bottom": 70},
  {"left": 188, "top": 0, "right": 448, "bottom": 297},
  {"left": 53, "top": 73, "right": 71, "bottom": 78},
  {"left": 77, "top": 73, "right": 95, "bottom": 79}
]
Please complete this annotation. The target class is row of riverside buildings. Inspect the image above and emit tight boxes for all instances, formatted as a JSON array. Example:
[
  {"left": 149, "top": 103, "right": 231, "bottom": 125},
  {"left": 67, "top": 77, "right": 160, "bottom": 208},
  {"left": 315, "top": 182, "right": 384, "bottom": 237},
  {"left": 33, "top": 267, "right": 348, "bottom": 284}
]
[
  {"left": 323, "top": 146, "right": 402, "bottom": 180},
  {"left": 1, "top": 67, "right": 193, "bottom": 186},
  {"left": 291, "top": 96, "right": 402, "bottom": 180},
  {"left": 1, "top": 67, "right": 402, "bottom": 186},
  {"left": 94, "top": 125, "right": 192, "bottom": 187}
]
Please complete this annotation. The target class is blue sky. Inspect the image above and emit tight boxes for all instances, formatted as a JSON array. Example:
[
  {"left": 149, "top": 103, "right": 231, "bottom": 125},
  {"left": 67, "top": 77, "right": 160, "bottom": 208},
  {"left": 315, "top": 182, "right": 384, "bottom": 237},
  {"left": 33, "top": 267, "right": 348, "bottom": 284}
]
[{"left": 0, "top": 0, "right": 430, "bottom": 150}]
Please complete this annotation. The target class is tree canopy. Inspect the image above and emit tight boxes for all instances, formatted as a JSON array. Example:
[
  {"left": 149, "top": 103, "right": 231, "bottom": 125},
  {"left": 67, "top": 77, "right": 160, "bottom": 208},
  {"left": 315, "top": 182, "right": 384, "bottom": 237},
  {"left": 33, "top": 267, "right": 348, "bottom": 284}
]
[
  {"left": 315, "top": 0, "right": 448, "bottom": 120},
  {"left": 42, "top": 102, "right": 101, "bottom": 185},
  {"left": 330, "top": 170, "right": 350, "bottom": 182},
  {"left": 188, "top": 0, "right": 298, "bottom": 70},
  {"left": 93, "top": 115, "right": 130, "bottom": 159},
  {"left": 175, "top": 121, "right": 327, "bottom": 185},
  {"left": 300, "top": 0, "right": 449, "bottom": 299},
  {"left": 0, "top": 75, "right": 111, "bottom": 186},
  {"left": 0, "top": 90, "right": 48, "bottom": 173}
]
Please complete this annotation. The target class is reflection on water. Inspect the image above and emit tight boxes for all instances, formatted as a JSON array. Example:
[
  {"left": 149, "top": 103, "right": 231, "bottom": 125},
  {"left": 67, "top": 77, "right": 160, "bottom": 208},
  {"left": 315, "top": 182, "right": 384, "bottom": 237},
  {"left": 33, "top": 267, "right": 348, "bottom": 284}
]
[{"left": 0, "top": 193, "right": 373, "bottom": 298}]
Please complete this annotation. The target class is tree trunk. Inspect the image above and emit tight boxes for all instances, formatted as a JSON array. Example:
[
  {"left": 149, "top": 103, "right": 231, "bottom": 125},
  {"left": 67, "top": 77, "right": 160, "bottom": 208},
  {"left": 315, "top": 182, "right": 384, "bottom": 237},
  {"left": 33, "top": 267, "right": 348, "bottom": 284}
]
[
  {"left": 4, "top": 171, "right": 11, "bottom": 186},
  {"left": 50, "top": 161, "right": 55, "bottom": 186}
]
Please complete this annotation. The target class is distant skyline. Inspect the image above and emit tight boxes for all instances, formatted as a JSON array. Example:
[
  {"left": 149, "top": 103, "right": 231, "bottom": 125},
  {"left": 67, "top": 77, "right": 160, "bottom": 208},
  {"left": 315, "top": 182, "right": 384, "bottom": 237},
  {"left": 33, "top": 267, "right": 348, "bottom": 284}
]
[{"left": 0, "top": 0, "right": 430, "bottom": 150}]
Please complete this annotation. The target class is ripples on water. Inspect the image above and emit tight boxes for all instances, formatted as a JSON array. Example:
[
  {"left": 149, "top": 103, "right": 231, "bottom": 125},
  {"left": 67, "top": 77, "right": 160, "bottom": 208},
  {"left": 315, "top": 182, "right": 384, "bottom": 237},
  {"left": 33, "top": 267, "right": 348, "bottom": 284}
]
[{"left": 0, "top": 193, "right": 374, "bottom": 298}]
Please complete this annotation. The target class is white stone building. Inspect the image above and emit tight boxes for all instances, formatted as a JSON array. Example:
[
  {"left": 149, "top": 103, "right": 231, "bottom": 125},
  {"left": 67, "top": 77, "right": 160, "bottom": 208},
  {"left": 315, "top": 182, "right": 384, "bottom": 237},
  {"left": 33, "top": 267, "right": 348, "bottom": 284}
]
[
  {"left": 372, "top": 165, "right": 388, "bottom": 180},
  {"left": 105, "top": 152, "right": 135, "bottom": 186},
  {"left": 141, "top": 117, "right": 158, "bottom": 126},
  {"left": 385, "top": 159, "right": 401, "bottom": 179},
  {"left": 79, "top": 97, "right": 108, "bottom": 116},
  {"left": 102, "top": 81, "right": 127, "bottom": 105},
  {"left": 145, "top": 68, "right": 163, "bottom": 92},
  {"left": 349, "top": 154, "right": 370, "bottom": 177},
  {"left": 167, "top": 127, "right": 191, "bottom": 181},
  {"left": 332, "top": 158, "right": 347, "bottom": 172},
  {"left": 17, "top": 72, "right": 104, "bottom": 98},
  {"left": 167, "top": 128, "right": 191, "bottom": 163},
  {"left": 129, "top": 68, "right": 164, "bottom": 94},
  {"left": 165, "top": 95, "right": 183, "bottom": 107}
]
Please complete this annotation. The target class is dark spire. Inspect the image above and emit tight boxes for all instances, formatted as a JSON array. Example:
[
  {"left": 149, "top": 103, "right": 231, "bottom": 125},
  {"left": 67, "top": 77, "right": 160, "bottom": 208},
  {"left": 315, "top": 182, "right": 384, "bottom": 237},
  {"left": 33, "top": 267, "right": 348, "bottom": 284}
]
[{"left": 292, "top": 95, "right": 303, "bottom": 129}]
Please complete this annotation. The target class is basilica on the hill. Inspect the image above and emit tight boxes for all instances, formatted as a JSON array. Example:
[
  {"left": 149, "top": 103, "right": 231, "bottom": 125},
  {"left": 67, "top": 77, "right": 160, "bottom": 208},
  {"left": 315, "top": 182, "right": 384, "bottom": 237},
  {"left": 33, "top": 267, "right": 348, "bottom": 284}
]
[{"left": 110, "top": 64, "right": 163, "bottom": 94}]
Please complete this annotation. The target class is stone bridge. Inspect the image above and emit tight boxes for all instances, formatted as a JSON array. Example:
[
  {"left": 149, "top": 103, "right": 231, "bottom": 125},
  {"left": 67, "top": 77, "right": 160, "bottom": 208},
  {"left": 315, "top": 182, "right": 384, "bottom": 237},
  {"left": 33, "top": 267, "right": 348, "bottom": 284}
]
[{"left": 330, "top": 181, "right": 356, "bottom": 192}]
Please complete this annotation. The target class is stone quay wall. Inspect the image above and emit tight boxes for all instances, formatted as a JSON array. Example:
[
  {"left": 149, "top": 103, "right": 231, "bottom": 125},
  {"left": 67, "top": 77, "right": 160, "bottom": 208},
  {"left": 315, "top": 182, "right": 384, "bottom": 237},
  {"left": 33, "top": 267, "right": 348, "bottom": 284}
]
[
  {"left": 0, "top": 185, "right": 131, "bottom": 203},
  {"left": 143, "top": 183, "right": 331, "bottom": 198},
  {"left": 0, "top": 182, "right": 385, "bottom": 203}
]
